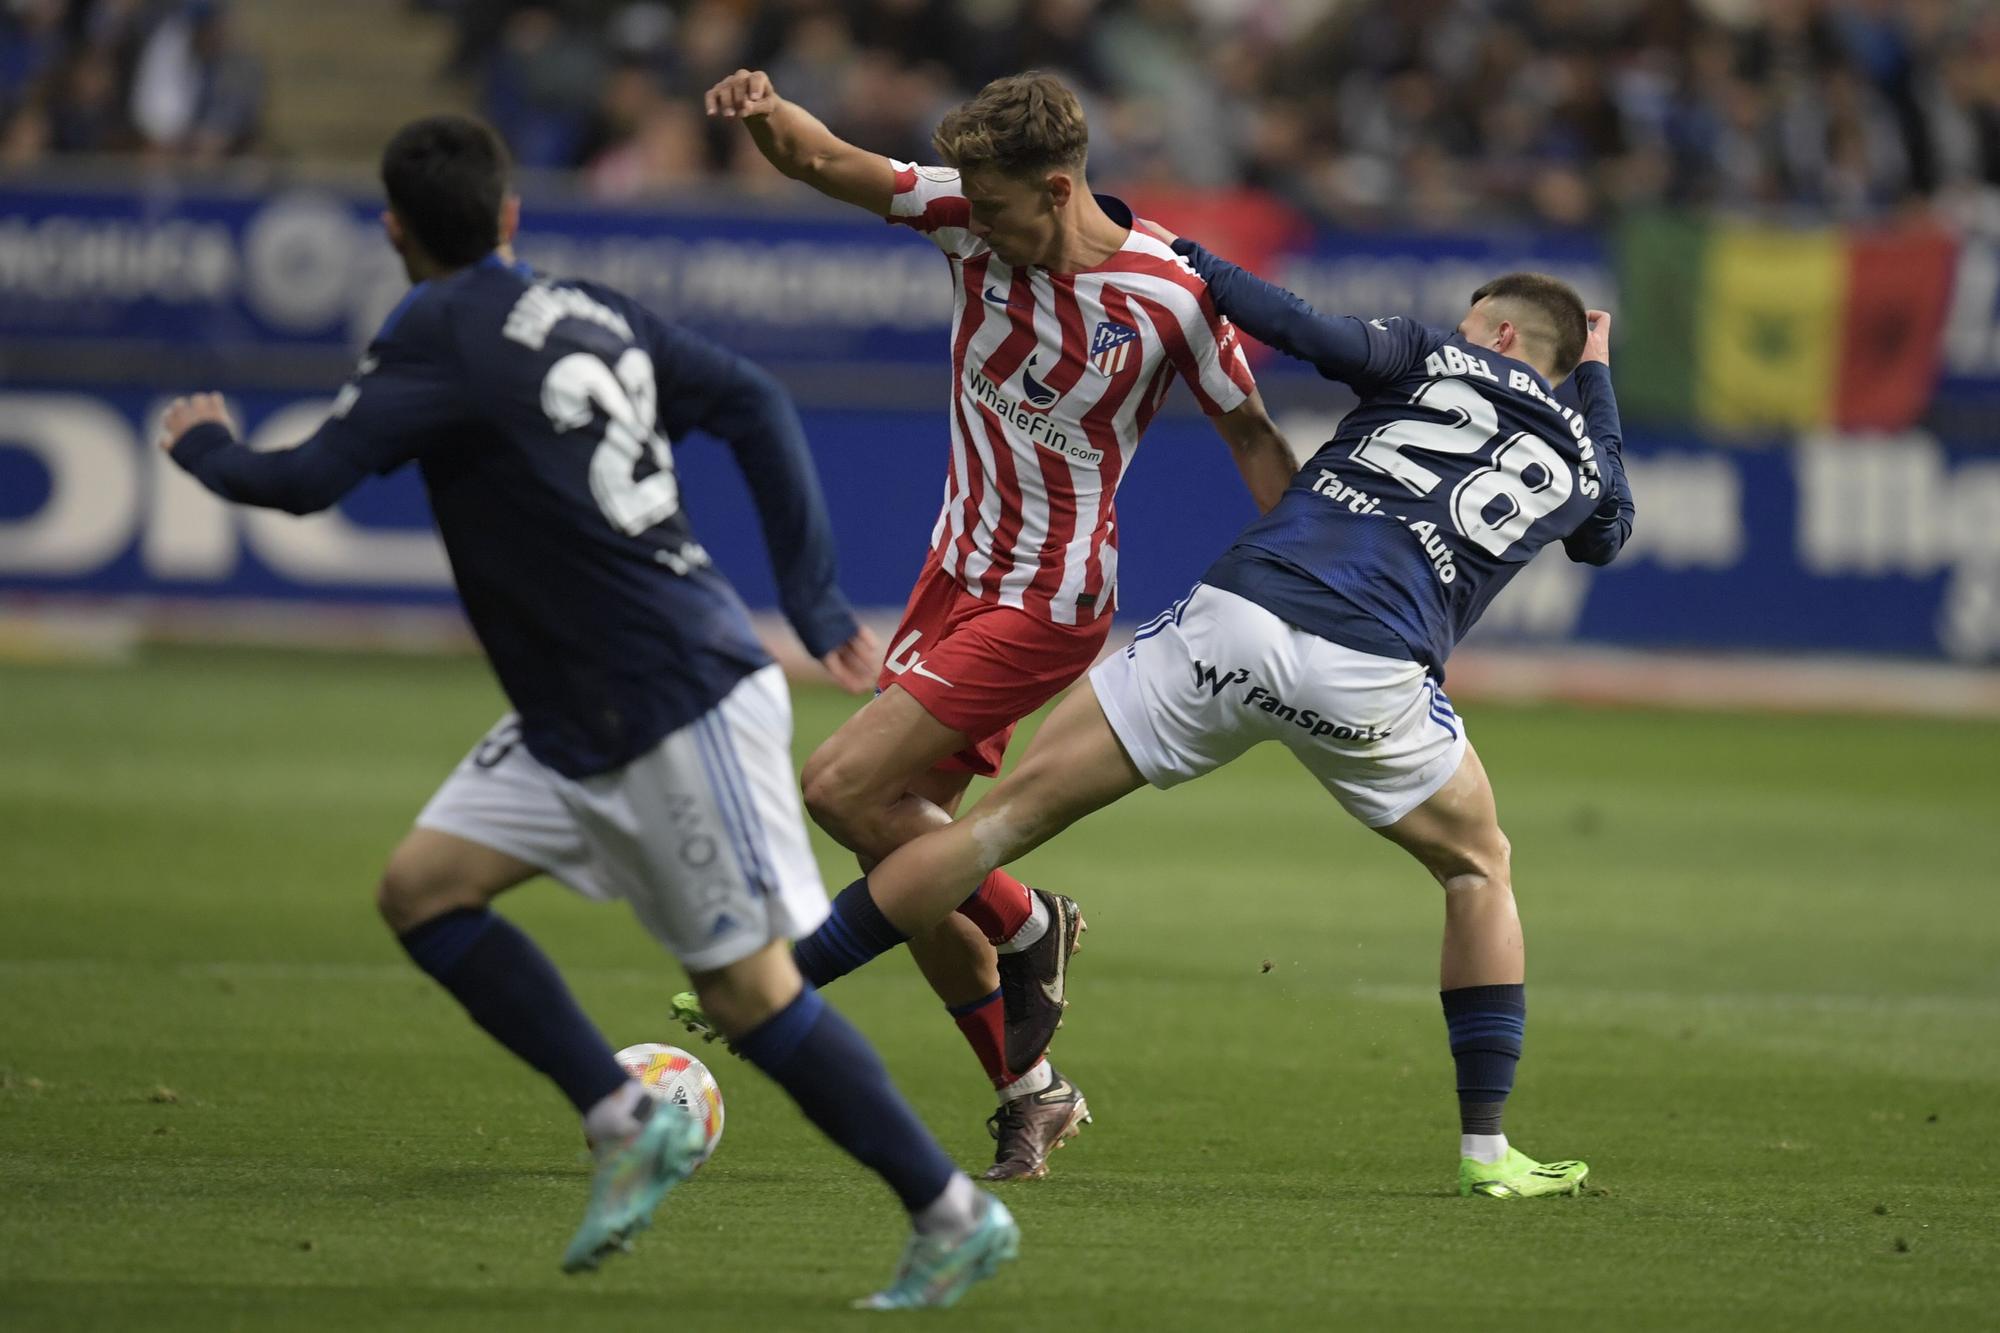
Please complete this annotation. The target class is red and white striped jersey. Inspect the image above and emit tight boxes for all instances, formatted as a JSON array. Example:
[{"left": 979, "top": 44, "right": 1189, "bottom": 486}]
[{"left": 887, "top": 160, "right": 1258, "bottom": 625}]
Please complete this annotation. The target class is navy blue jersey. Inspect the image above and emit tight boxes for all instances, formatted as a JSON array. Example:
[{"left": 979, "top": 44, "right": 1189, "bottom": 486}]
[
  {"left": 172, "top": 252, "right": 857, "bottom": 777},
  {"left": 1176, "top": 241, "right": 1634, "bottom": 676}
]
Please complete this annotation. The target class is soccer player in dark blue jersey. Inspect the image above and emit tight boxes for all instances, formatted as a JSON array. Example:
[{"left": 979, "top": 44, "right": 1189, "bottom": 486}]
[
  {"left": 784, "top": 236, "right": 1634, "bottom": 1202},
  {"left": 157, "top": 114, "right": 1017, "bottom": 1306}
]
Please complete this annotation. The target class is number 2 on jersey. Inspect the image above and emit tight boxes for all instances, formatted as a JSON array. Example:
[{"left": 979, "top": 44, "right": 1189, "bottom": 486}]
[
  {"left": 540, "top": 347, "right": 679, "bottom": 536},
  {"left": 1350, "top": 377, "right": 1572, "bottom": 558}
]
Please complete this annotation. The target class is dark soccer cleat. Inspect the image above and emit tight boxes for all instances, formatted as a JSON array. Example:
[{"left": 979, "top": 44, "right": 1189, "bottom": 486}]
[
  {"left": 995, "top": 889, "right": 1086, "bottom": 1074},
  {"left": 981, "top": 1067, "right": 1091, "bottom": 1182}
]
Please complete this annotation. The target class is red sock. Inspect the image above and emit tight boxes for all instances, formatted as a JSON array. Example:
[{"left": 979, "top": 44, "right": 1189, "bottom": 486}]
[
  {"left": 956, "top": 869, "right": 1033, "bottom": 944},
  {"left": 947, "top": 988, "right": 1013, "bottom": 1089}
]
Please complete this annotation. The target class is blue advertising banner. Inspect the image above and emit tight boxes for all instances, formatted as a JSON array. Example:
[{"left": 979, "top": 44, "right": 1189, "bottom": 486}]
[
  {"left": 4, "top": 181, "right": 1997, "bottom": 662},
  {"left": 2, "top": 385, "right": 1996, "bottom": 663},
  {"left": 8, "top": 178, "right": 2000, "bottom": 421},
  {"left": 0, "top": 182, "right": 1624, "bottom": 371},
  {"left": 0, "top": 182, "right": 957, "bottom": 375}
]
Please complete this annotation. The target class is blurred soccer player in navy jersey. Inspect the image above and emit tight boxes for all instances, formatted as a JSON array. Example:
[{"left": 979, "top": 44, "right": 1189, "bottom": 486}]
[{"left": 158, "top": 114, "right": 1015, "bottom": 1308}]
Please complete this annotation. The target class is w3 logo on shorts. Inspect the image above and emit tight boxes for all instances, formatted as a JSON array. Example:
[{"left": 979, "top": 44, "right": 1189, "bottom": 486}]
[{"left": 1190, "top": 660, "right": 1251, "bottom": 697}]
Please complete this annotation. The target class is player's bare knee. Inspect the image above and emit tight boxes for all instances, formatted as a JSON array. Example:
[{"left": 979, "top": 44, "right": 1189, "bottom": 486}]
[
  {"left": 375, "top": 850, "right": 482, "bottom": 933},
  {"left": 375, "top": 860, "right": 441, "bottom": 932},
  {"left": 800, "top": 751, "right": 867, "bottom": 839},
  {"left": 1435, "top": 832, "right": 1511, "bottom": 896}
]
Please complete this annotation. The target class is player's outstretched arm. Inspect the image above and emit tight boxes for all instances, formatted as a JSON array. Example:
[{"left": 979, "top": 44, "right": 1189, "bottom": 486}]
[
  {"left": 1562, "top": 310, "right": 1635, "bottom": 566},
  {"left": 706, "top": 69, "right": 897, "bottom": 216},
  {"left": 644, "top": 316, "right": 876, "bottom": 689},
  {"left": 1207, "top": 389, "right": 1298, "bottom": 514},
  {"left": 1169, "top": 238, "right": 1384, "bottom": 384},
  {"left": 157, "top": 393, "right": 370, "bottom": 515}
]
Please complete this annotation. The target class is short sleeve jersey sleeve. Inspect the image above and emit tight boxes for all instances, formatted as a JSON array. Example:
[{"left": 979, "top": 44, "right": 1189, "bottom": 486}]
[
  {"left": 885, "top": 161, "right": 983, "bottom": 259},
  {"left": 1177, "top": 296, "right": 1258, "bottom": 417}
]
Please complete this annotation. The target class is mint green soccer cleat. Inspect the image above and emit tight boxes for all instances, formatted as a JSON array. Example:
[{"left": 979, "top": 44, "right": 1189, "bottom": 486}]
[
  {"left": 1458, "top": 1147, "right": 1589, "bottom": 1199},
  {"left": 852, "top": 1194, "right": 1020, "bottom": 1310},
  {"left": 561, "top": 1101, "right": 707, "bottom": 1273}
]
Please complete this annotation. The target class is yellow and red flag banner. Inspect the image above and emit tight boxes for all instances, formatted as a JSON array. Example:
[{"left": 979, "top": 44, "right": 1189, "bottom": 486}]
[{"left": 1617, "top": 213, "right": 1957, "bottom": 435}]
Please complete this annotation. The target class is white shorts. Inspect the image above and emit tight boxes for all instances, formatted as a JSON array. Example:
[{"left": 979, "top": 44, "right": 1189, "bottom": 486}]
[
  {"left": 415, "top": 665, "right": 829, "bottom": 972},
  {"left": 1090, "top": 584, "right": 1467, "bottom": 828}
]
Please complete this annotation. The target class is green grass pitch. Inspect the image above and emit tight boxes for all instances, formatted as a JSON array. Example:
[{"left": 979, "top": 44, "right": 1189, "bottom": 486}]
[{"left": 2, "top": 646, "right": 1996, "bottom": 1331}]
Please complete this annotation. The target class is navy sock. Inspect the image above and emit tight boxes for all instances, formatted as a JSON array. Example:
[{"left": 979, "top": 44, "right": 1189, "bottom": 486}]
[
  {"left": 1441, "top": 983, "right": 1526, "bottom": 1137},
  {"left": 792, "top": 877, "right": 909, "bottom": 989},
  {"left": 398, "top": 907, "right": 628, "bottom": 1116},
  {"left": 734, "top": 985, "right": 956, "bottom": 1213}
]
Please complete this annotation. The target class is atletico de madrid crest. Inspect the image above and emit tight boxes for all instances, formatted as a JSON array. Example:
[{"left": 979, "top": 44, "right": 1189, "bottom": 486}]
[{"left": 1088, "top": 320, "right": 1138, "bottom": 376}]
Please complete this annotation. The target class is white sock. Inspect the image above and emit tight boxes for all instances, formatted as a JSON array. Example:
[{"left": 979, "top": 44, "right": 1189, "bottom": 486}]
[
  {"left": 998, "top": 1058, "right": 1053, "bottom": 1102},
  {"left": 912, "top": 1170, "right": 982, "bottom": 1242},
  {"left": 996, "top": 893, "right": 1049, "bottom": 955},
  {"left": 1462, "top": 1132, "right": 1509, "bottom": 1164},
  {"left": 582, "top": 1081, "right": 650, "bottom": 1146}
]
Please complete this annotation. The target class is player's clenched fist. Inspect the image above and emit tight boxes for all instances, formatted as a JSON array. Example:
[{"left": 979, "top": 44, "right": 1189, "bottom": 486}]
[
  {"left": 157, "top": 392, "right": 236, "bottom": 451},
  {"left": 1580, "top": 309, "right": 1613, "bottom": 367},
  {"left": 706, "top": 69, "right": 779, "bottom": 119}
]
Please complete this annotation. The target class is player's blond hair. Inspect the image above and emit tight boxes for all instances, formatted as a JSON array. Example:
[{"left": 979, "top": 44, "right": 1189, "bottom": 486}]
[{"left": 933, "top": 72, "right": 1088, "bottom": 179}]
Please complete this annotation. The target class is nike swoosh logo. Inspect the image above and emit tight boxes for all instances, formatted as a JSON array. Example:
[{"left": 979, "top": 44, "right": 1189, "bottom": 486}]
[
  {"left": 1039, "top": 939, "right": 1067, "bottom": 1005},
  {"left": 983, "top": 285, "right": 1007, "bottom": 306},
  {"left": 911, "top": 663, "right": 954, "bottom": 687}
]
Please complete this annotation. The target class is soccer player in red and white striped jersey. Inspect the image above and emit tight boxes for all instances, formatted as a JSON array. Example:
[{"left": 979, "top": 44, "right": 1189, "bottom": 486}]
[
  {"left": 884, "top": 158, "right": 1258, "bottom": 627},
  {"left": 706, "top": 68, "right": 1297, "bottom": 1179}
]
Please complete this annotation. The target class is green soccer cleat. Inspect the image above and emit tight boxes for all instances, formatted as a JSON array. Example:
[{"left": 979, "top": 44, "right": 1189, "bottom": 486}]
[
  {"left": 561, "top": 1101, "right": 707, "bottom": 1273},
  {"left": 670, "top": 991, "right": 730, "bottom": 1049},
  {"left": 852, "top": 1194, "right": 1020, "bottom": 1310},
  {"left": 1458, "top": 1147, "right": 1589, "bottom": 1199}
]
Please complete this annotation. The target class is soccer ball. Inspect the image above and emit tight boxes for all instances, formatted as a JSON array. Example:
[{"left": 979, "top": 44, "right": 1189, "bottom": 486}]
[{"left": 614, "top": 1042, "right": 725, "bottom": 1167}]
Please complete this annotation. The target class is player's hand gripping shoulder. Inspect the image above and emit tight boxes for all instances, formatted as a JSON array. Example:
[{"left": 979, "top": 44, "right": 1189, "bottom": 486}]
[
  {"left": 705, "top": 69, "right": 896, "bottom": 215},
  {"left": 1165, "top": 235, "right": 1419, "bottom": 389}
]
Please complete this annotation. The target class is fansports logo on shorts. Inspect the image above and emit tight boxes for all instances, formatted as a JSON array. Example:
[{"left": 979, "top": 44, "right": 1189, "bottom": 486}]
[
  {"left": 1244, "top": 685, "right": 1390, "bottom": 743},
  {"left": 1189, "top": 661, "right": 1390, "bottom": 743}
]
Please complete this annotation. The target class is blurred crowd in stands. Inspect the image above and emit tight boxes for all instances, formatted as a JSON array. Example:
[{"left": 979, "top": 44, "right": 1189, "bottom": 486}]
[
  {"left": 6, "top": 0, "right": 2000, "bottom": 227},
  {"left": 0, "top": 1, "right": 262, "bottom": 165}
]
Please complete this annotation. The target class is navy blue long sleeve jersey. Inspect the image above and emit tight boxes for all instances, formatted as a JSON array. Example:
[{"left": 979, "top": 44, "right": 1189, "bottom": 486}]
[
  {"left": 1175, "top": 240, "right": 1634, "bottom": 678},
  {"left": 171, "top": 251, "right": 858, "bottom": 778}
]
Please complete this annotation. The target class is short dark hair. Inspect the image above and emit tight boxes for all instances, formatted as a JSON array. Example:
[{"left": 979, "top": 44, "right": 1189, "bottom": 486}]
[
  {"left": 933, "top": 72, "right": 1088, "bottom": 179},
  {"left": 1470, "top": 272, "right": 1588, "bottom": 378},
  {"left": 380, "top": 115, "right": 512, "bottom": 269}
]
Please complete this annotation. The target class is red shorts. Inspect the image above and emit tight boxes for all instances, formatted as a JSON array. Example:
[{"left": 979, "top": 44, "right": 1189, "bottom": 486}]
[{"left": 877, "top": 552, "right": 1113, "bottom": 776}]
